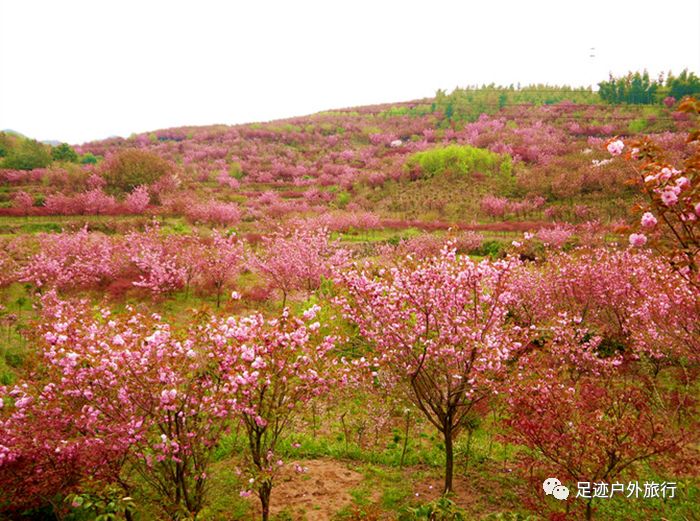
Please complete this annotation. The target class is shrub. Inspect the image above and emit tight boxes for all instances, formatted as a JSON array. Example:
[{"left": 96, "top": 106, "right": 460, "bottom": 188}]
[
  {"left": 476, "top": 240, "right": 504, "bottom": 258},
  {"left": 405, "top": 144, "right": 507, "bottom": 179},
  {"left": 184, "top": 201, "right": 242, "bottom": 227},
  {"left": 50, "top": 143, "right": 79, "bottom": 162},
  {"left": 335, "top": 191, "right": 351, "bottom": 208},
  {"left": 2, "top": 139, "right": 52, "bottom": 170},
  {"left": 124, "top": 185, "right": 150, "bottom": 213},
  {"left": 228, "top": 161, "right": 244, "bottom": 180},
  {"left": 101, "top": 149, "right": 173, "bottom": 194},
  {"left": 12, "top": 191, "right": 34, "bottom": 215},
  {"left": 80, "top": 152, "right": 98, "bottom": 165}
]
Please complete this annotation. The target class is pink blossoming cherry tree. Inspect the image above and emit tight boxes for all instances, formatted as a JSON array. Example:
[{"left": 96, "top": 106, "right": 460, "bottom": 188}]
[
  {"left": 201, "top": 305, "right": 338, "bottom": 521},
  {"left": 337, "top": 245, "right": 524, "bottom": 494}
]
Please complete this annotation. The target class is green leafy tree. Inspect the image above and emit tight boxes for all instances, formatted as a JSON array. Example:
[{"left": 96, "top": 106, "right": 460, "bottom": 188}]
[
  {"left": 0, "top": 132, "right": 15, "bottom": 158},
  {"left": 101, "top": 149, "right": 173, "bottom": 194},
  {"left": 2, "top": 139, "right": 52, "bottom": 170},
  {"left": 599, "top": 70, "right": 660, "bottom": 104},
  {"left": 80, "top": 152, "right": 99, "bottom": 165},
  {"left": 667, "top": 69, "right": 700, "bottom": 100},
  {"left": 432, "top": 84, "right": 597, "bottom": 124},
  {"left": 51, "top": 143, "right": 79, "bottom": 162},
  {"left": 405, "top": 144, "right": 509, "bottom": 180}
]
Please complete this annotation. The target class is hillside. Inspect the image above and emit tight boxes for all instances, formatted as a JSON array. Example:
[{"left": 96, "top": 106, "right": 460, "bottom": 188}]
[
  {"left": 1, "top": 90, "right": 695, "bottom": 236},
  {"left": 0, "top": 83, "right": 698, "bottom": 521}
]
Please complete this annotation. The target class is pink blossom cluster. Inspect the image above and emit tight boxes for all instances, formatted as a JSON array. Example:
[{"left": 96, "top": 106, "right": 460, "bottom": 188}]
[
  {"left": 19, "top": 226, "right": 118, "bottom": 289},
  {"left": 124, "top": 185, "right": 151, "bottom": 213},
  {"left": 44, "top": 189, "right": 117, "bottom": 215},
  {"left": 337, "top": 245, "right": 525, "bottom": 492},
  {"left": 480, "top": 195, "right": 545, "bottom": 218},
  {"left": 184, "top": 201, "right": 242, "bottom": 226},
  {"left": 606, "top": 139, "right": 624, "bottom": 156},
  {"left": 535, "top": 224, "right": 574, "bottom": 249},
  {"left": 249, "top": 227, "right": 350, "bottom": 306},
  {"left": 0, "top": 294, "right": 339, "bottom": 517}
]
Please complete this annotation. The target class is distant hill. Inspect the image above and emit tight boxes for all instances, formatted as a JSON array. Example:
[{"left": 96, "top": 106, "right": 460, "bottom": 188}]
[
  {"left": 1, "top": 129, "right": 25, "bottom": 137},
  {"left": 2, "top": 130, "right": 60, "bottom": 146}
]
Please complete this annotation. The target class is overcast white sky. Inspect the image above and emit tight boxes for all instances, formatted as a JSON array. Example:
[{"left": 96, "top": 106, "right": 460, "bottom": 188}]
[{"left": 1, "top": 0, "right": 699, "bottom": 144}]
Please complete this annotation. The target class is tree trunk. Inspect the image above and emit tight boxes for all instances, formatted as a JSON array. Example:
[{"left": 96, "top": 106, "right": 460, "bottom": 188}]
[
  {"left": 340, "top": 411, "right": 349, "bottom": 452},
  {"left": 443, "top": 426, "right": 454, "bottom": 494},
  {"left": 260, "top": 482, "right": 272, "bottom": 521},
  {"left": 464, "top": 428, "right": 473, "bottom": 473},
  {"left": 399, "top": 413, "right": 410, "bottom": 468}
]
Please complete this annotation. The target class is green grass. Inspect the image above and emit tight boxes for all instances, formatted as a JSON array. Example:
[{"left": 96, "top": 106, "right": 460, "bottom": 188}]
[{"left": 334, "top": 227, "right": 422, "bottom": 243}]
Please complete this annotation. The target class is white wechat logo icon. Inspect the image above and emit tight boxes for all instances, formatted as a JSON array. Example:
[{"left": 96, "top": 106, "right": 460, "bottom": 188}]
[{"left": 543, "top": 477, "right": 569, "bottom": 500}]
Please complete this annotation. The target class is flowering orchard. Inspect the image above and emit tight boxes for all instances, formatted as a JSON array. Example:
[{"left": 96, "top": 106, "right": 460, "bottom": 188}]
[
  {"left": 0, "top": 90, "right": 699, "bottom": 520},
  {"left": 2, "top": 244, "right": 698, "bottom": 519}
]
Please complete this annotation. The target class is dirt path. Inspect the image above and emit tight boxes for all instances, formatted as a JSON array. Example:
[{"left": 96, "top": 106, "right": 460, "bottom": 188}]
[{"left": 256, "top": 459, "right": 364, "bottom": 520}]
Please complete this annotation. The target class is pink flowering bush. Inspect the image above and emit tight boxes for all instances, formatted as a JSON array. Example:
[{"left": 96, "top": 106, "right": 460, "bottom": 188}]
[
  {"left": 536, "top": 223, "right": 574, "bottom": 249},
  {"left": 0, "top": 295, "right": 339, "bottom": 520},
  {"left": 0, "top": 377, "right": 125, "bottom": 516},
  {"left": 250, "top": 228, "right": 349, "bottom": 307},
  {"left": 11, "top": 190, "right": 33, "bottom": 215},
  {"left": 629, "top": 232, "right": 648, "bottom": 247},
  {"left": 640, "top": 211, "right": 658, "bottom": 228},
  {"left": 184, "top": 201, "right": 242, "bottom": 227},
  {"left": 217, "top": 169, "right": 240, "bottom": 189},
  {"left": 124, "top": 185, "right": 150, "bottom": 213},
  {"left": 512, "top": 249, "right": 699, "bottom": 363},
  {"left": 195, "top": 231, "right": 245, "bottom": 308},
  {"left": 607, "top": 101, "right": 699, "bottom": 285},
  {"left": 126, "top": 225, "right": 187, "bottom": 295},
  {"left": 0, "top": 295, "right": 237, "bottom": 518},
  {"left": 42, "top": 190, "right": 117, "bottom": 216},
  {"left": 43, "top": 192, "right": 83, "bottom": 215},
  {"left": 506, "top": 347, "right": 695, "bottom": 521},
  {"left": 391, "top": 234, "right": 447, "bottom": 260},
  {"left": 216, "top": 306, "right": 338, "bottom": 520},
  {"left": 480, "top": 194, "right": 508, "bottom": 218},
  {"left": 80, "top": 189, "right": 117, "bottom": 215},
  {"left": 606, "top": 139, "right": 624, "bottom": 156},
  {"left": 19, "top": 226, "right": 118, "bottom": 290},
  {"left": 292, "top": 211, "right": 382, "bottom": 233},
  {"left": 452, "top": 230, "right": 484, "bottom": 253},
  {"left": 504, "top": 249, "right": 699, "bottom": 519}
]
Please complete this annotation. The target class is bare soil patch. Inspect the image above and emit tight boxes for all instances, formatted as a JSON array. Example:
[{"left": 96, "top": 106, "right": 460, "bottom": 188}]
[{"left": 252, "top": 458, "right": 364, "bottom": 520}]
